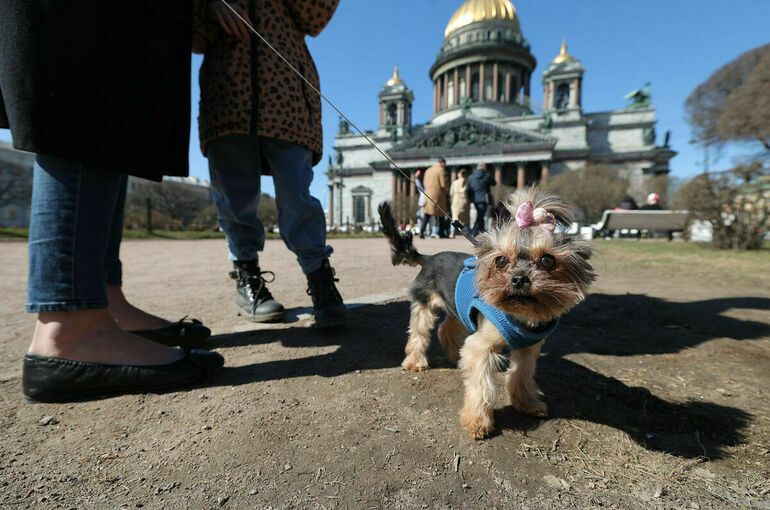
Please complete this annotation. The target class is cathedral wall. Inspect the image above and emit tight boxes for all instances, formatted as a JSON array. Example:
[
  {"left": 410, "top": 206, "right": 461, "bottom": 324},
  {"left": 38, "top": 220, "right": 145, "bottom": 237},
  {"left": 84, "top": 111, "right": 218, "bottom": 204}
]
[{"left": 333, "top": 172, "right": 392, "bottom": 228}]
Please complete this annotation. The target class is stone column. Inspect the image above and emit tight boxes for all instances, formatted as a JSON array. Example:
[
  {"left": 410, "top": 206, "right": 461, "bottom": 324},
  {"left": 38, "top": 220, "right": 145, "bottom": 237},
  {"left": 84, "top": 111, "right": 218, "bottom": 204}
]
[
  {"left": 576, "top": 78, "right": 582, "bottom": 107},
  {"left": 391, "top": 172, "right": 399, "bottom": 223},
  {"left": 453, "top": 68, "right": 459, "bottom": 106},
  {"left": 479, "top": 63, "right": 485, "bottom": 101},
  {"left": 517, "top": 162, "right": 526, "bottom": 189},
  {"left": 409, "top": 172, "right": 417, "bottom": 223},
  {"left": 466, "top": 65, "right": 472, "bottom": 100},
  {"left": 492, "top": 62, "right": 499, "bottom": 102},
  {"left": 328, "top": 184, "right": 335, "bottom": 227},
  {"left": 401, "top": 177, "right": 409, "bottom": 224},
  {"left": 397, "top": 102, "right": 404, "bottom": 126},
  {"left": 433, "top": 81, "right": 438, "bottom": 114},
  {"left": 504, "top": 72, "right": 511, "bottom": 102},
  {"left": 442, "top": 73, "right": 449, "bottom": 111},
  {"left": 541, "top": 161, "right": 550, "bottom": 184}
]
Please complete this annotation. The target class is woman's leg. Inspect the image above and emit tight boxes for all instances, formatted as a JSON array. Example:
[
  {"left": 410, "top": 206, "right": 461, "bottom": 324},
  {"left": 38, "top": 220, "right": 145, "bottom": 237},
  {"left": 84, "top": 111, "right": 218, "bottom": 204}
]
[
  {"left": 102, "top": 175, "right": 170, "bottom": 331},
  {"left": 26, "top": 155, "right": 181, "bottom": 365}
]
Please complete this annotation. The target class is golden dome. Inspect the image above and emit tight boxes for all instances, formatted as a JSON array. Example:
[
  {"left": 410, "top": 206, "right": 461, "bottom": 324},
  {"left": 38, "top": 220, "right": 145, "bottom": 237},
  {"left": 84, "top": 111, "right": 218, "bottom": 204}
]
[
  {"left": 386, "top": 65, "right": 404, "bottom": 86},
  {"left": 551, "top": 40, "right": 575, "bottom": 65},
  {"left": 444, "top": 0, "right": 521, "bottom": 38}
]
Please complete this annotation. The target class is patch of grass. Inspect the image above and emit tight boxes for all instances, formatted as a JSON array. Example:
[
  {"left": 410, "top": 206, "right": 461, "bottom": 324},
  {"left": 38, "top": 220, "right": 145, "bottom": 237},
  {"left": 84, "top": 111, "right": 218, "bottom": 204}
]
[{"left": 0, "top": 227, "right": 28, "bottom": 239}]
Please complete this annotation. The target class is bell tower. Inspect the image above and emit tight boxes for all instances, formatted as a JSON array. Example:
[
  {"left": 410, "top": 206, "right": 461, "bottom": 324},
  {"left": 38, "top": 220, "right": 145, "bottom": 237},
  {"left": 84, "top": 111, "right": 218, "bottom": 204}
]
[
  {"left": 379, "top": 66, "right": 414, "bottom": 135},
  {"left": 542, "top": 40, "right": 585, "bottom": 112}
]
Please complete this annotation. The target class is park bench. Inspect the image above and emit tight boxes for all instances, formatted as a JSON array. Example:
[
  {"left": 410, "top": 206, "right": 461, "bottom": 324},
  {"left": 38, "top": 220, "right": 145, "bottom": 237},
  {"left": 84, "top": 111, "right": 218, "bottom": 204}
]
[{"left": 592, "top": 210, "right": 689, "bottom": 240}]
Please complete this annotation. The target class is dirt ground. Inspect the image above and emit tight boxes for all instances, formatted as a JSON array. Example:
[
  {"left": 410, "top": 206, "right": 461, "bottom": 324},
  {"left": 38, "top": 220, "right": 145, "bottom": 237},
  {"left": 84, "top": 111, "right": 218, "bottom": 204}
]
[{"left": 1, "top": 237, "right": 769, "bottom": 509}]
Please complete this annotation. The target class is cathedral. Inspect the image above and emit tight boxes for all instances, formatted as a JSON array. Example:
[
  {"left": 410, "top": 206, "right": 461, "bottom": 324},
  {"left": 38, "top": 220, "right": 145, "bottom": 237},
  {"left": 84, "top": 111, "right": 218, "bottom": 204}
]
[{"left": 328, "top": 0, "right": 675, "bottom": 228}]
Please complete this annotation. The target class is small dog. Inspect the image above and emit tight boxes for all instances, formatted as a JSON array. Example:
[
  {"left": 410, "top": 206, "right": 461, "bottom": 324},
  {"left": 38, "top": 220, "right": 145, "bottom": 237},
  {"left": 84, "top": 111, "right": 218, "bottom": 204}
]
[{"left": 379, "top": 188, "right": 595, "bottom": 439}]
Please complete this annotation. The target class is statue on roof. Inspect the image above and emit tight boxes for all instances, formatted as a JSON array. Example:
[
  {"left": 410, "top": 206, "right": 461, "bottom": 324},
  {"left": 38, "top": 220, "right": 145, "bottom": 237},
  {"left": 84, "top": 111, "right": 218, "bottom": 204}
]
[{"left": 624, "top": 82, "right": 652, "bottom": 109}]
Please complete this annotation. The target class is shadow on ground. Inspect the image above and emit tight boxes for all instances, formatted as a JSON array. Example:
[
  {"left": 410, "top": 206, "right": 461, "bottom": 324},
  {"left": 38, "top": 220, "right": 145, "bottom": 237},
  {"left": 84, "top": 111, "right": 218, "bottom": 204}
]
[{"left": 211, "top": 293, "right": 768, "bottom": 459}]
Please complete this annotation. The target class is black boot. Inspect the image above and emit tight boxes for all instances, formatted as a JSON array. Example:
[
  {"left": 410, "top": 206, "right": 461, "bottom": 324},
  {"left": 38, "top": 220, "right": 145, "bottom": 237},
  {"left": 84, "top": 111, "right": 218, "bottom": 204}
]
[
  {"left": 306, "top": 259, "right": 348, "bottom": 328},
  {"left": 230, "top": 261, "right": 285, "bottom": 323}
]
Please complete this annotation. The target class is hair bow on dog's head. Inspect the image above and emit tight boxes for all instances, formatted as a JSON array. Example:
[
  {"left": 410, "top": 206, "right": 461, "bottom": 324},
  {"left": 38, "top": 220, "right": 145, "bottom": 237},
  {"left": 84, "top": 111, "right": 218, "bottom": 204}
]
[{"left": 515, "top": 201, "right": 555, "bottom": 231}]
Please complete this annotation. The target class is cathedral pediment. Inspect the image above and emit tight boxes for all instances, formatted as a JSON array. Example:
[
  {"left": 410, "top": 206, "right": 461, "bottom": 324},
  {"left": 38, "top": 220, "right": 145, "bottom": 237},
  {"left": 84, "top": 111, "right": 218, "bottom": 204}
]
[{"left": 388, "top": 115, "right": 555, "bottom": 160}]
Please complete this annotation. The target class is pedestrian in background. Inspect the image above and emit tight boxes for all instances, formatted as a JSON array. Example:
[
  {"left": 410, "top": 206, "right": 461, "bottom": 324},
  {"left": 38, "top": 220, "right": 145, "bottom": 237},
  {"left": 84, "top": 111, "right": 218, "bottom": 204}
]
[
  {"left": 465, "top": 163, "right": 495, "bottom": 235},
  {"left": 449, "top": 168, "right": 470, "bottom": 238},
  {"left": 193, "top": 0, "right": 347, "bottom": 327},
  {"left": 0, "top": 1, "right": 223, "bottom": 402},
  {"left": 421, "top": 157, "right": 447, "bottom": 239}
]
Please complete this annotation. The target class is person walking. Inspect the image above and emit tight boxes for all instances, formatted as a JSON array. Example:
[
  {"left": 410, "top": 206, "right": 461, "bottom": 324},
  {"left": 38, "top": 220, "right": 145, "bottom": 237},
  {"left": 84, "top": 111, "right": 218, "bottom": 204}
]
[
  {"left": 420, "top": 158, "right": 448, "bottom": 239},
  {"left": 449, "top": 168, "right": 470, "bottom": 238},
  {"left": 0, "top": 1, "right": 223, "bottom": 402},
  {"left": 465, "top": 163, "right": 495, "bottom": 235},
  {"left": 193, "top": 0, "right": 347, "bottom": 327}
]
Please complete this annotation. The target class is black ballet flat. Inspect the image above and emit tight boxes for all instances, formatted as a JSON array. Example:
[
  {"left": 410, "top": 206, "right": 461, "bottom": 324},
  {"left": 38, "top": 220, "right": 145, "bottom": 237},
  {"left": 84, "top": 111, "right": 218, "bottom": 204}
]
[
  {"left": 129, "top": 317, "right": 212, "bottom": 348},
  {"left": 22, "top": 350, "right": 224, "bottom": 403}
]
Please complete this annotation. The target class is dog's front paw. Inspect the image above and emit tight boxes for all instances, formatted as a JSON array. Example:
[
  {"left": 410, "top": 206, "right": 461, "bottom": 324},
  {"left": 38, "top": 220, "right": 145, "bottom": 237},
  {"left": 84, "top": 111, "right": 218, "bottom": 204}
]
[
  {"left": 460, "top": 411, "right": 494, "bottom": 439},
  {"left": 512, "top": 398, "right": 549, "bottom": 418},
  {"left": 402, "top": 354, "right": 429, "bottom": 372}
]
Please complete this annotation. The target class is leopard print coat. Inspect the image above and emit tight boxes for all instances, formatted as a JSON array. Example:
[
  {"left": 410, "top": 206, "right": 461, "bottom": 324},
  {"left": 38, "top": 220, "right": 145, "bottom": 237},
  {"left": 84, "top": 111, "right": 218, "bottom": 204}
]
[{"left": 193, "top": 0, "right": 339, "bottom": 166}]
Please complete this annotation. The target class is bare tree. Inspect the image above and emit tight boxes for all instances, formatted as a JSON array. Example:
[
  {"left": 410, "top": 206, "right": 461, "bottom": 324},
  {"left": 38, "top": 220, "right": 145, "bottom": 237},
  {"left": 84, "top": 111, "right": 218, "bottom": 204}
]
[
  {"left": 544, "top": 165, "right": 629, "bottom": 224},
  {"left": 0, "top": 165, "right": 32, "bottom": 208},
  {"left": 686, "top": 43, "right": 770, "bottom": 153},
  {"left": 676, "top": 162, "right": 768, "bottom": 250}
]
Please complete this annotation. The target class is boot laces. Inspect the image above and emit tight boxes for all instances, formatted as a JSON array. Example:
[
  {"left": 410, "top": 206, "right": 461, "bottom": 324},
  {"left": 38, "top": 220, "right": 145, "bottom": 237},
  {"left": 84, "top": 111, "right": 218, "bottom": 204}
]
[{"left": 231, "top": 269, "right": 276, "bottom": 307}]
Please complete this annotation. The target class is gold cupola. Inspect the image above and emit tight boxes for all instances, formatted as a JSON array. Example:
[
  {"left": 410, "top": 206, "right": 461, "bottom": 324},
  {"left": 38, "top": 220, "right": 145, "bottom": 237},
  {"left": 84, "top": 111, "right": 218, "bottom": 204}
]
[
  {"left": 444, "top": 0, "right": 521, "bottom": 38},
  {"left": 551, "top": 40, "right": 575, "bottom": 65},
  {"left": 385, "top": 65, "right": 404, "bottom": 87}
]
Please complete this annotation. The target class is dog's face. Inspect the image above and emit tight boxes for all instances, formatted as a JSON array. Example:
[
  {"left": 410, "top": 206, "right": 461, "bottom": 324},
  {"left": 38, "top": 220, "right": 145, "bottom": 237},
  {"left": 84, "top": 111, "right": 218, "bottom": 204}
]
[{"left": 474, "top": 189, "right": 595, "bottom": 325}]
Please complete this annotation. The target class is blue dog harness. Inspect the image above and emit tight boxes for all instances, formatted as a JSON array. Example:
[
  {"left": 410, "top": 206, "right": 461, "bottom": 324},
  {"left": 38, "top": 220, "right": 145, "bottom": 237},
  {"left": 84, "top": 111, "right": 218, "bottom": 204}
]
[{"left": 454, "top": 257, "right": 559, "bottom": 352}]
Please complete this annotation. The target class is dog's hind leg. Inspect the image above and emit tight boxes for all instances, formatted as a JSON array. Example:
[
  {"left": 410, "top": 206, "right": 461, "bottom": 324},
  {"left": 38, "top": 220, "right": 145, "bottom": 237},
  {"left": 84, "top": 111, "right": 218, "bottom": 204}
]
[
  {"left": 437, "top": 315, "right": 467, "bottom": 365},
  {"left": 506, "top": 340, "right": 548, "bottom": 418},
  {"left": 458, "top": 318, "right": 506, "bottom": 439},
  {"left": 402, "top": 294, "right": 441, "bottom": 372}
]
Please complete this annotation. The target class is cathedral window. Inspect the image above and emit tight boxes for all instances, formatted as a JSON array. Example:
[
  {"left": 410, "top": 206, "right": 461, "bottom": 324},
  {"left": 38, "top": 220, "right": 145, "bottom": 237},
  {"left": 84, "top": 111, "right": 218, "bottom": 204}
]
[
  {"left": 353, "top": 195, "right": 367, "bottom": 224},
  {"left": 459, "top": 73, "right": 467, "bottom": 99},
  {"left": 484, "top": 65, "right": 493, "bottom": 101},
  {"left": 387, "top": 103, "right": 397, "bottom": 125},
  {"left": 556, "top": 83, "right": 570, "bottom": 110},
  {"left": 447, "top": 79, "right": 456, "bottom": 107},
  {"left": 471, "top": 70, "right": 480, "bottom": 101},
  {"left": 509, "top": 77, "right": 518, "bottom": 103}
]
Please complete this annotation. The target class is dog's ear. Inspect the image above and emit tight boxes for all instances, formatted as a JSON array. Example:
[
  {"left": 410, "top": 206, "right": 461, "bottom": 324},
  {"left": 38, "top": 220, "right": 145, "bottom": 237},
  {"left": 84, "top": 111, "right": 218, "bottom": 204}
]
[{"left": 502, "top": 186, "right": 575, "bottom": 229}]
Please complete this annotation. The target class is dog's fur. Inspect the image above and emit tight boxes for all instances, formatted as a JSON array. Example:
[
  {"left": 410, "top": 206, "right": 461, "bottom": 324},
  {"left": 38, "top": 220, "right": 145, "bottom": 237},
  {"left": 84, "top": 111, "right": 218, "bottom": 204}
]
[{"left": 379, "top": 188, "right": 595, "bottom": 439}]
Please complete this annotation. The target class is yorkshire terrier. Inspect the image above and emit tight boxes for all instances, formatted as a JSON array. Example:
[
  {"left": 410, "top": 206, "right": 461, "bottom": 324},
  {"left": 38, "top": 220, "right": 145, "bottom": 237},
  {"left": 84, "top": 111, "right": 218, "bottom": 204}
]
[{"left": 379, "top": 188, "right": 595, "bottom": 439}]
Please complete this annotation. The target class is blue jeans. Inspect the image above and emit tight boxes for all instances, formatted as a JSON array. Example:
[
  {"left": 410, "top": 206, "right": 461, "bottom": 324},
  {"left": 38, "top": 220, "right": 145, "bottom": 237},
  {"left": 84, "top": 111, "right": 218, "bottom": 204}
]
[
  {"left": 471, "top": 202, "right": 488, "bottom": 236},
  {"left": 208, "top": 135, "right": 332, "bottom": 274},
  {"left": 26, "top": 155, "right": 127, "bottom": 312}
]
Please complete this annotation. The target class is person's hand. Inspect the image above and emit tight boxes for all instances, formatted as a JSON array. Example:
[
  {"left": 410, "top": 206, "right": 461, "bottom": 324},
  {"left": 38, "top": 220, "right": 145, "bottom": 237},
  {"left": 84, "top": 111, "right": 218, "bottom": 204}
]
[{"left": 208, "top": 2, "right": 251, "bottom": 43}]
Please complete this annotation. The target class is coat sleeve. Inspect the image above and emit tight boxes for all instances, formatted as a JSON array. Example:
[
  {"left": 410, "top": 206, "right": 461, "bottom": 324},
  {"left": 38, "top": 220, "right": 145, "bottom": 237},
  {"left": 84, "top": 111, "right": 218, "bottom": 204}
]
[
  {"left": 285, "top": 0, "right": 340, "bottom": 36},
  {"left": 192, "top": 0, "right": 217, "bottom": 54},
  {"left": 439, "top": 167, "right": 447, "bottom": 191}
]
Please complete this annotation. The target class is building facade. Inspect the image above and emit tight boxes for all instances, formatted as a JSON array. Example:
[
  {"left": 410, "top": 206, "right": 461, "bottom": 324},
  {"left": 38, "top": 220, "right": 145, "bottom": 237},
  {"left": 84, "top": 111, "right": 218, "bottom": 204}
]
[{"left": 328, "top": 0, "right": 675, "bottom": 228}]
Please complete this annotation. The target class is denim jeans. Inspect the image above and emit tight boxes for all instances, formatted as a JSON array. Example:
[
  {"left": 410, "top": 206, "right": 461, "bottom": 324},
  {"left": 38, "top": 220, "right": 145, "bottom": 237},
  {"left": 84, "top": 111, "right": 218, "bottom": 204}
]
[
  {"left": 26, "top": 155, "right": 127, "bottom": 312},
  {"left": 207, "top": 135, "right": 332, "bottom": 274},
  {"left": 471, "top": 202, "right": 488, "bottom": 236}
]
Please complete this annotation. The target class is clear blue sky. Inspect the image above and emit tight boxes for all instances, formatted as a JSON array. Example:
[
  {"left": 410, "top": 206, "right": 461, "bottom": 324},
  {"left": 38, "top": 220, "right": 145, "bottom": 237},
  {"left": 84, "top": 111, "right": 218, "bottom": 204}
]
[{"left": 2, "top": 0, "right": 769, "bottom": 204}]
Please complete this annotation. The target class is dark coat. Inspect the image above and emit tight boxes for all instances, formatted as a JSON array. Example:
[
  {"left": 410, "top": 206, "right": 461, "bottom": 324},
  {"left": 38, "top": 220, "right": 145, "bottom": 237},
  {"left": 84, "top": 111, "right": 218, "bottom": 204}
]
[
  {"left": 0, "top": 1, "right": 192, "bottom": 181},
  {"left": 465, "top": 169, "right": 494, "bottom": 204}
]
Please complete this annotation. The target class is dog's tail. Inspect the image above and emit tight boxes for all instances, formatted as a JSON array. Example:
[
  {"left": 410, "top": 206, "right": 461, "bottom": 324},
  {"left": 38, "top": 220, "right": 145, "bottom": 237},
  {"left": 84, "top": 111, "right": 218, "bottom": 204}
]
[{"left": 378, "top": 202, "right": 424, "bottom": 267}]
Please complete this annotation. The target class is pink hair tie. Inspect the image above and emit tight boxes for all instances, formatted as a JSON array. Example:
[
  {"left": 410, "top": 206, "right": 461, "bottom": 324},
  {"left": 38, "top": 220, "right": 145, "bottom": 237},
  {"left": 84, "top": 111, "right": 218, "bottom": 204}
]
[{"left": 515, "top": 201, "right": 555, "bottom": 231}]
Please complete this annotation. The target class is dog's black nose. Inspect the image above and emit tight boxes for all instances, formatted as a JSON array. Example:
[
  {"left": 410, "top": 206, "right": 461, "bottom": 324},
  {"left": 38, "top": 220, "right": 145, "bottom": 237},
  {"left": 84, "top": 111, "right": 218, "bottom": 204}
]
[{"left": 511, "top": 275, "right": 531, "bottom": 290}]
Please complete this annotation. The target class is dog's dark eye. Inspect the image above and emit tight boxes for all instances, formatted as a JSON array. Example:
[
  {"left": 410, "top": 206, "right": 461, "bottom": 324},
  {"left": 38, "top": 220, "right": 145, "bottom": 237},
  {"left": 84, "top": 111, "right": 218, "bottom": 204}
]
[
  {"left": 494, "top": 255, "right": 509, "bottom": 269},
  {"left": 538, "top": 254, "right": 556, "bottom": 270}
]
